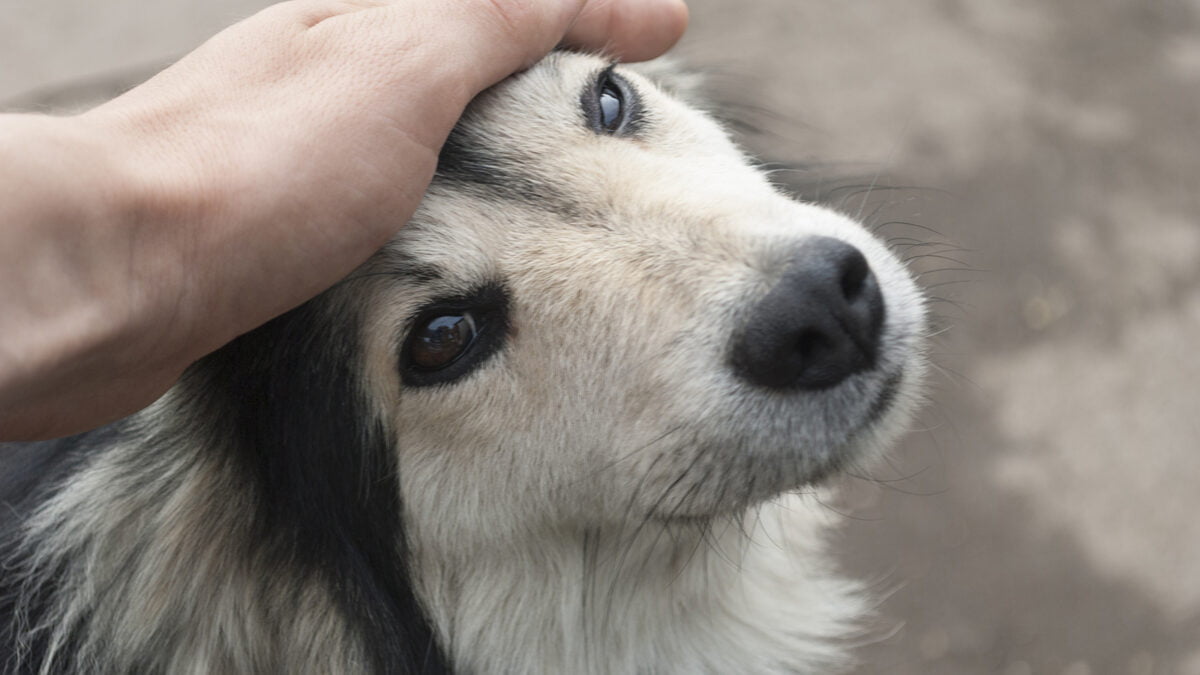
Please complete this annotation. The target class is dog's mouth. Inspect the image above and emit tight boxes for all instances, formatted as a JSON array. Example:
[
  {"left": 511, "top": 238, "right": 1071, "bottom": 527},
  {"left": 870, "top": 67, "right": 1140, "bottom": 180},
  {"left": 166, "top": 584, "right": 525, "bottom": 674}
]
[
  {"left": 799, "top": 368, "right": 907, "bottom": 479},
  {"left": 864, "top": 369, "right": 905, "bottom": 426},
  {"left": 641, "top": 364, "right": 911, "bottom": 522}
]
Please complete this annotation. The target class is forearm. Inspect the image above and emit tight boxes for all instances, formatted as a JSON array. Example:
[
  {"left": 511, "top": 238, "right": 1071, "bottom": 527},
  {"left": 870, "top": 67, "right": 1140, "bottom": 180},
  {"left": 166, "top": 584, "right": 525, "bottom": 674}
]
[
  {"left": 0, "top": 113, "right": 173, "bottom": 439},
  {"left": 0, "top": 0, "right": 688, "bottom": 442}
]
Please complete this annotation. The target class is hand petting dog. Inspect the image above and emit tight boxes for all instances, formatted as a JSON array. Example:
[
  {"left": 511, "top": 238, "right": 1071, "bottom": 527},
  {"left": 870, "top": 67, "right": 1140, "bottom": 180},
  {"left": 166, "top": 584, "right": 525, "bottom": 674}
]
[{"left": 0, "top": 0, "right": 688, "bottom": 441}]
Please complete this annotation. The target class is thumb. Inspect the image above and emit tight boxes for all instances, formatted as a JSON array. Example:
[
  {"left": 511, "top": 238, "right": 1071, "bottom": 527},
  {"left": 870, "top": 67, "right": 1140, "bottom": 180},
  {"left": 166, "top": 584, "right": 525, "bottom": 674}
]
[{"left": 334, "top": 0, "right": 687, "bottom": 113}]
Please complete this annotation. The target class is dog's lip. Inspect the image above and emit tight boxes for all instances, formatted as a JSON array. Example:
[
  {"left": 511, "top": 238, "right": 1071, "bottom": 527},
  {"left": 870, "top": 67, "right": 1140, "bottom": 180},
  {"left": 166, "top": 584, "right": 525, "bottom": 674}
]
[
  {"left": 791, "top": 368, "right": 906, "bottom": 483},
  {"left": 821, "top": 367, "right": 905, "bottom": 454},
  {"left": 771, "top": 364, "right": 906, "bottom": 433},
  {"left": 646, "top": 365, "right": 911, "bottom": 518},
  {"left": 864, "top": 369, "right": 904, "bottom": 426}
]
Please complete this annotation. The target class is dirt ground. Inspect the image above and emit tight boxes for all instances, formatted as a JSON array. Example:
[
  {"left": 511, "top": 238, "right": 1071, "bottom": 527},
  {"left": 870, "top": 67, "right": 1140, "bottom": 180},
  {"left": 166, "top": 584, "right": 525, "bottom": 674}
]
[{"left": 4, "top": 1, "right": 1199, "bottom": 673}]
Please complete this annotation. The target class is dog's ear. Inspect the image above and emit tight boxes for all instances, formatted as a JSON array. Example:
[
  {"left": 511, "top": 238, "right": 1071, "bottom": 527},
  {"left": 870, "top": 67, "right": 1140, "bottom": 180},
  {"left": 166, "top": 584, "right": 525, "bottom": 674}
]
[{"left": 181, "top": 299, "right": 452, "bottom": 674}]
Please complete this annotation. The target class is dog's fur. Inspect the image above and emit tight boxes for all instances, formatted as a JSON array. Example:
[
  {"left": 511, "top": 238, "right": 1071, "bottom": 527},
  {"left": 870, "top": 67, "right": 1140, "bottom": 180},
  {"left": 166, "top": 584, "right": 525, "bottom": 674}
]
[{"left": 0, "top": 53, "right": 926, "bottom": 674}]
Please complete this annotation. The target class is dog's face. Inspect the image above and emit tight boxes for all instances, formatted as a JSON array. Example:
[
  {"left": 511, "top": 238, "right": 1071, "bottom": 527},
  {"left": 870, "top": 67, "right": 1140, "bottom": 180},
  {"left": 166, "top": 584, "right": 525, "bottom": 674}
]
[
  {"left": 0, "top": 51, "right": 922, "bottom": 675},
  {"left": 344, "top": 52, "right": 925, "bottom": 546}
]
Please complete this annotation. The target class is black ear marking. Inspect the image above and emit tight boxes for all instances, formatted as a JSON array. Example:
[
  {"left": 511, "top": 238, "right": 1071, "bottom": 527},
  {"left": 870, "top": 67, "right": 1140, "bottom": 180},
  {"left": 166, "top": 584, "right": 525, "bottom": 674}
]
[{"left": 194, "top": 299, "right": 451, "bottom": 674}]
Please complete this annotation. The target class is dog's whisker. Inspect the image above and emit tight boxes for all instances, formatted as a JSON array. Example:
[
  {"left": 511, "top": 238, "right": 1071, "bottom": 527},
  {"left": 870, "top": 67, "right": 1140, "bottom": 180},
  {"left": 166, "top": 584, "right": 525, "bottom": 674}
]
[{"left": 580, "top": 424, "right": 687, "bottom": 484}]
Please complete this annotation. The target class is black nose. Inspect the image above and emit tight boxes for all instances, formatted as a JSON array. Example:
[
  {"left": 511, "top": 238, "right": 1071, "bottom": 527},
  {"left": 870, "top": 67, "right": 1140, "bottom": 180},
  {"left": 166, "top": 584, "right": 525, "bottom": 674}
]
[{"left": 730, "top": 237, "right": 886, "bottom": 391}]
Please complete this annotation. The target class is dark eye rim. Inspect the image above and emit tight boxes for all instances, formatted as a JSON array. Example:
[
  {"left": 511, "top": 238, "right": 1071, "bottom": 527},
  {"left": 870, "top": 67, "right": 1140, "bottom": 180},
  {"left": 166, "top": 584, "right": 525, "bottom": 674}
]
[
  {"left": 581, "top": 65, "right": 640, "bottom": 136},
  {"left": 398, "top": 284, "right": 510, "bottom": 388}
]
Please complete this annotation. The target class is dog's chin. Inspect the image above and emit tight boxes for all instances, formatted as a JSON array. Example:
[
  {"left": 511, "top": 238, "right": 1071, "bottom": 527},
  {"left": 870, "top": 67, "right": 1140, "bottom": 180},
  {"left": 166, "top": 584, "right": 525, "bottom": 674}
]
[
  {"left": 640, "top": 442, "right": 853, "bottom": 523},
  {"left": 646, "top": 372, "right": 906, "bottom": 523}
]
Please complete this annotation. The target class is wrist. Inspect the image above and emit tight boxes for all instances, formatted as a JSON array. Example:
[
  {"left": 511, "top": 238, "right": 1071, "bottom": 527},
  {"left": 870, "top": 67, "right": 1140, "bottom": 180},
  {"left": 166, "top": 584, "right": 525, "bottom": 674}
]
[
  {"left": 0, "top": 113, "right": 133, "bottom": 239},
  {"left": 0, "top": 113, "right": 188, "bottom": 437}
]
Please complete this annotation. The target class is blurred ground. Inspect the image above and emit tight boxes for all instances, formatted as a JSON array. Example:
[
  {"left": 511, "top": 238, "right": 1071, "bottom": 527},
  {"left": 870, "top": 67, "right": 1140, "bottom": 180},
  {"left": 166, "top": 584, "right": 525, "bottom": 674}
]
[{"left": 4, "top": 1, "right": 1199, "bottom": 673}]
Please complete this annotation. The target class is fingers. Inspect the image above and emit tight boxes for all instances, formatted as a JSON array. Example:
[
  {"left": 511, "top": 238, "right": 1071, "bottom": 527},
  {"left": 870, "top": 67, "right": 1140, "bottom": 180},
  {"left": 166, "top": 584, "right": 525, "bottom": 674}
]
[
  {"left": 565, "top": 0, "right": 689, "bottom": 62},
  {"left": 325, "top": 0, "right": 686, "bottom": 108},
  {"left": 378, "top": 0, "right": 588, "bottom": 78},
  {"left": 428, "top": 0, "right": 688, "bottom": 66}
]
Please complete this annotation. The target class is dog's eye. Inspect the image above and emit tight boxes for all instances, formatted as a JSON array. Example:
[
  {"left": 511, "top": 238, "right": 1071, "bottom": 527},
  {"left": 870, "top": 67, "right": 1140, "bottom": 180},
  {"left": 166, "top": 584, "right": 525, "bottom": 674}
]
[
  {"left": 399, "top": 284, "right": 510, "bottom": 388},
  {"left": 598, "top": 78, "right": 625, "bottom": 132},
  {"left": 409, "top": 313, "right": 477, "bottom": 371},
  {"left": 585, "top": 68, "right": 635, "bottom": 135}
]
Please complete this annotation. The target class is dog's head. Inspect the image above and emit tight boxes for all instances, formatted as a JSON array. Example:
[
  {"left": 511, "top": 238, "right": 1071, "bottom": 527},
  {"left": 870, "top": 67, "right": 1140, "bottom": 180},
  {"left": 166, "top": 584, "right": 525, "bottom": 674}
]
[{"left": 317, "top": 52, "right": 929, "bottom": 545}]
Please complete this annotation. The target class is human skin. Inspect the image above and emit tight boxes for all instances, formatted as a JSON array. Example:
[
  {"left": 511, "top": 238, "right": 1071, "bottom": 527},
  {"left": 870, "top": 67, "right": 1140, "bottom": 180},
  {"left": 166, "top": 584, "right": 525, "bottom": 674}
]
[{"left": 0, "top": 0, "right": 688, "bottom": 441}]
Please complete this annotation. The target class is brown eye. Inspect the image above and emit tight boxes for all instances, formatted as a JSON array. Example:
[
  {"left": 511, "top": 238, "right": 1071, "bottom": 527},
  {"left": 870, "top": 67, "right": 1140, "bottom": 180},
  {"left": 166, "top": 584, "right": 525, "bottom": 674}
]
[
  {"left": 410, "top": 313, "right": 477, "bottom": 370},
  {"left": 400, "top": 285, "right": 509, "bottom": 387}
]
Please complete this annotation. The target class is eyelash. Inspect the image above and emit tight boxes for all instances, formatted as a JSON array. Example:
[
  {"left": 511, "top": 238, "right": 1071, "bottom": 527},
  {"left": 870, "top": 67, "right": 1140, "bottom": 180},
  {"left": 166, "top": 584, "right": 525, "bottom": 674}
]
[{"left": 583, "top": 66, "right": 638, "bottom": 136}]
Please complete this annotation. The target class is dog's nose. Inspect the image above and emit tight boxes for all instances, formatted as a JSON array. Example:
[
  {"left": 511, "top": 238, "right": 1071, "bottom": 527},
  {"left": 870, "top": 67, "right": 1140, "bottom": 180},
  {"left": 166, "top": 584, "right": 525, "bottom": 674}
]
[{"left": 730, "top": 237, "right": 885, "bottom": 390}]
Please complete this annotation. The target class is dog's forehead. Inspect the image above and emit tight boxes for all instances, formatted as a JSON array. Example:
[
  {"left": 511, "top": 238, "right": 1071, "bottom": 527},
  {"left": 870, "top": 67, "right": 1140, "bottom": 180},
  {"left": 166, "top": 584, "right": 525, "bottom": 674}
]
[
  {"left": 430, "top": 51, "right": 752, "bottom": 201},
  {"left": 371, "top": 51, "right": 789, "bottom": 296}
]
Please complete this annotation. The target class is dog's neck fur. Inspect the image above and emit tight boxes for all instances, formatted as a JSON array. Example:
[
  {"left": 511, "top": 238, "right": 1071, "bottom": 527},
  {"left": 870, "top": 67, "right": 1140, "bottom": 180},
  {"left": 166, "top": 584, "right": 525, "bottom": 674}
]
[
  {"left": 13, "top": 438, "right": 373, "bottom": 674},
  {"left": 10, "top": 341, "right": 864, "bottom": 675},
  {"left": 16, "top": 434, "right": 862, "bottom": 674},
  {"left": 410, "top": 498, "right": 863, "bottom": 674}
]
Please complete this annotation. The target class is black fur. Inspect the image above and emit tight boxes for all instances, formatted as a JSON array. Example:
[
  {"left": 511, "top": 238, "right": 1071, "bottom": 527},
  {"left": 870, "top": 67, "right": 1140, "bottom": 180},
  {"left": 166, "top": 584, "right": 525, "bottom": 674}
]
[
  {"left": 0, "top": 432, "right": 99, "bottom": 673},
  {"left": 0, "top": 296, "right": 452, "bottom": 674},
  {"left": 200, "top": 299, "right": 449, "bottom": 674},
  {"left": 435, "top": 127, "right": 576, "bottom": 215}
]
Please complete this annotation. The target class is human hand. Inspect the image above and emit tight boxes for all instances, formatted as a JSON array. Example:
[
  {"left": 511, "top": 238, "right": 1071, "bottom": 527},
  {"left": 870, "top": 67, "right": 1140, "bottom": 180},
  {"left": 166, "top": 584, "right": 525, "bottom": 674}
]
[{"left": 0, "top": 0, "right": 687, "bottom": 440}]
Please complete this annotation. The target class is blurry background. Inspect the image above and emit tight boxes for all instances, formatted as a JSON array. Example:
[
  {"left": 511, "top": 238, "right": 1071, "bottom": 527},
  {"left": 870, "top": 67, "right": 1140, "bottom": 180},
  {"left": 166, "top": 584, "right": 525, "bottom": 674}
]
[{"left": 4, "top": 1, "right": 1199, "bottom": 672}]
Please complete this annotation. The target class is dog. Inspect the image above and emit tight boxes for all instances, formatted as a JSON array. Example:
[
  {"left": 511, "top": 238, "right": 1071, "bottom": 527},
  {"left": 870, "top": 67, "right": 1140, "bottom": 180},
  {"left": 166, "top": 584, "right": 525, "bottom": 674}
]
[{"left": 0, "top": 52, "right": 927, "bottom": 674}]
